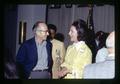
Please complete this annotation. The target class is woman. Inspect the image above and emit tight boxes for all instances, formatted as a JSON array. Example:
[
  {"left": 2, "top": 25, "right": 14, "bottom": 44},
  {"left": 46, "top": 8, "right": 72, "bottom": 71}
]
[{"left": 58, "top": 19, "right": 92, "bottom": 79}]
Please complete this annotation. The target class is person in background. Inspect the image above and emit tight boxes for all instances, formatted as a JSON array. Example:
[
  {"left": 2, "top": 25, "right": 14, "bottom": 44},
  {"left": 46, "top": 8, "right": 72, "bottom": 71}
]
[
  {"left": 95, "top": 31, "right": 104, "bottom": 50},
  {"left": 16, "top": 21, "right": 53, "bottom": 79},
  {"left": 54, "top": 33, "right": 65, "bottom": 42},
  {"left": 83, "top": 31, "right": 115, "bottom": 79},
  {"left": 47, "top": 24, "right": 66, "bottom": 79},
  {"left": 58, "top": 19, "right": 92, "bottom": 79},
  {"left": 95, "top": 32, "right": 109, "bottom": 63}
]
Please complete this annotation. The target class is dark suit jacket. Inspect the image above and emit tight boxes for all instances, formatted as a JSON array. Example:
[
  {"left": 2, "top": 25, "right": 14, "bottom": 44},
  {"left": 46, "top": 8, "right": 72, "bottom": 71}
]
[{"left": 16, "top": 37, "right": 53, "bottom": 78}]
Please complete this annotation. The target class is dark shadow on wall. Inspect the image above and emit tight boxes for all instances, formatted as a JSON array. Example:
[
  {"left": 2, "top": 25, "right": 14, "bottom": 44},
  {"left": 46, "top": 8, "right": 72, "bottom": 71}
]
[
  {"left": 3, "top": 5, "right": 18, "bottom": 79},
  {"left": 4, "top": 5, "right": 18, "bottom": 60}
]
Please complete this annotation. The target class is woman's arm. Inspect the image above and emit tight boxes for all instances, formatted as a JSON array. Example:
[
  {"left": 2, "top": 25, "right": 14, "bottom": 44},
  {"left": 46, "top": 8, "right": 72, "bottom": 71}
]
[{"left": 58, "top": 67, "right": 71, "bottom": 78}]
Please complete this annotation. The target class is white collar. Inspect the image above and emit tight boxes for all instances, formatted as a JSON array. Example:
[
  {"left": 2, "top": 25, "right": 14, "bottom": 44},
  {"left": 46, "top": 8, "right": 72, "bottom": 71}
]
[
  {"left": 106, "top": 53, "right": 115, "bottom": 60},
  {"left": 108, "top": 53, "right": 115, "bottom": 57},
  {"left": 73, "top": 41, "right": 85, "bottom": 51}
]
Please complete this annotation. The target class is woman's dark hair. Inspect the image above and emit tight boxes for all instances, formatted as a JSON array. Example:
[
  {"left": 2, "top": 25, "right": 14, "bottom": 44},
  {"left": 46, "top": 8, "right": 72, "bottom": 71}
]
[{"left": 72, "top": 19, "right": 88, "bottom": 41}]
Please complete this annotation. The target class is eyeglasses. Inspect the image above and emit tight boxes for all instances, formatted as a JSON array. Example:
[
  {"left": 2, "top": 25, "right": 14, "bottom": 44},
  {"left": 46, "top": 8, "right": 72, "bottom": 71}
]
[{"left": 36, "top": 29, "right": 48, "bottom": 34}]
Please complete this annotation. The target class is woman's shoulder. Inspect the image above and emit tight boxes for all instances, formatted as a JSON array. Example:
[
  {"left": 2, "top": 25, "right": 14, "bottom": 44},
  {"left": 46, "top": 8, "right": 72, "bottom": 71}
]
[{"left": 67, "top": 44, "right": 74, "bottom": 49}]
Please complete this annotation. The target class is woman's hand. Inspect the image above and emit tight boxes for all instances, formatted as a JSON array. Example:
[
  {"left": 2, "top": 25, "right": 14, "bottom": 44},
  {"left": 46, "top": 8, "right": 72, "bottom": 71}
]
[{"left": 58, "top": 67, "right": 69, "bottom": 78}]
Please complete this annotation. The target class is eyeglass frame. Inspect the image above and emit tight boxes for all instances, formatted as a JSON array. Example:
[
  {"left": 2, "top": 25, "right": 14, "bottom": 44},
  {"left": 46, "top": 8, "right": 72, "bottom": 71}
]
[{"left": 35, "top": 29, "right": 48, "bottom": 34}]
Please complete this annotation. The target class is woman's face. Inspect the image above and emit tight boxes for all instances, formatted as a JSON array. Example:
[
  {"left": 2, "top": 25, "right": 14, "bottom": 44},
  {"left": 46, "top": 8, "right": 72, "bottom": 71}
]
[{"left": 68, "top": 25, "right": 78, "bottom": 42}]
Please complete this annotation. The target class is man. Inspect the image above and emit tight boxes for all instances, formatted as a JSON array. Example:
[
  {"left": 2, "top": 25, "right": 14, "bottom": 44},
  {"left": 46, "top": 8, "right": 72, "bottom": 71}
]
[
  {"left": 16, "top": 21, "right": 53, "bottom": 79},
  {"left": 47, "top": 24, "right": 66, "bottom": 78},
  {"left": 83, "top": 31, "right": 115, "bottom": 79}
]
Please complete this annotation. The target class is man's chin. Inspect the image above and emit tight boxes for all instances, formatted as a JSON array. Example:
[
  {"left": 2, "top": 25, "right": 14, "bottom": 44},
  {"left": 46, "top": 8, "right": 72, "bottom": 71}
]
[{"left": 43, "top": 38, "right": 47, "bottom": 41}]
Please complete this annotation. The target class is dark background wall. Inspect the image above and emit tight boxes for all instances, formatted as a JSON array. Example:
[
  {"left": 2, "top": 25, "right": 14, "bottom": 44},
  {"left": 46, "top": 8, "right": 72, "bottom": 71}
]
[{"left": 4, "top": 5, "right": 18, "bottom": 60}]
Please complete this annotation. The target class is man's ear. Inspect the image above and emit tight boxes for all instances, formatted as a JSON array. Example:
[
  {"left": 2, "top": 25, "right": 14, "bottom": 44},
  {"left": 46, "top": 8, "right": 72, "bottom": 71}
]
[
  {"left": 32, "top": 28, "right": 36, "bottom": 34},
  {"left": 33, "top": 28, "right": 36, "bottom": 34}
]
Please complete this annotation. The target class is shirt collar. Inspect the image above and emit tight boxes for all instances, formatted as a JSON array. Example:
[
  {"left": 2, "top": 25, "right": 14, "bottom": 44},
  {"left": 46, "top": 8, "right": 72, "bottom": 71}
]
[
  {"left": 35, "top": 37, "right": 46, "bottom": 46},
  {"left": 73, "top": 41, "right": 85, "bottom": 51},
  {"left": 106, "top": 53, "right": 115, "bottom": 60}
]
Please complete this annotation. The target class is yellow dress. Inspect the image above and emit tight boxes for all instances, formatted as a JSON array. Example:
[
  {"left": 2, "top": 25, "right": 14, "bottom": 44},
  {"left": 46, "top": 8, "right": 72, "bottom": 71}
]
[
  {"left": 61, "top": 41, "right": 92, "bottom": 79},
  {"left": 51, "top": 39, "right": 66, "bottom": 78}
]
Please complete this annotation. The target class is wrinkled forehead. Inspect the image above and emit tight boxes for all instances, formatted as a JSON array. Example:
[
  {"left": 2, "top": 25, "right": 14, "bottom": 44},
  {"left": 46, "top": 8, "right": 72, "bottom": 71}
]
[{"left": 37, "top": 23, "right": 48, "bottom": 30}]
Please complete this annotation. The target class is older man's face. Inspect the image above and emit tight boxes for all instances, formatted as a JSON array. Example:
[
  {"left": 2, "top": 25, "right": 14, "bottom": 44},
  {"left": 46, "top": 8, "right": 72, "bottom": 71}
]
[
  {"left": 35, "top": 23, "right": 49, "bottom": 40},
  {"left": 106, "top": 31, "right": 115, "bottom": 48}
]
